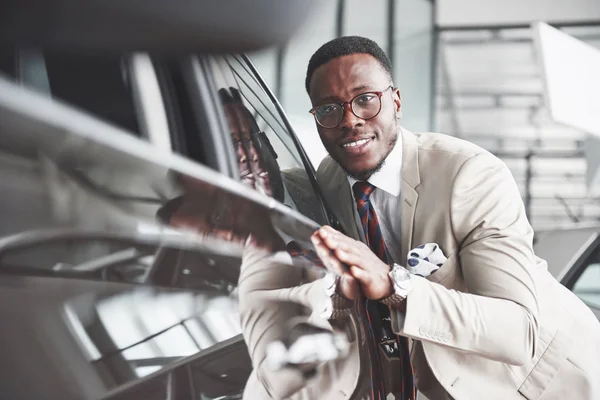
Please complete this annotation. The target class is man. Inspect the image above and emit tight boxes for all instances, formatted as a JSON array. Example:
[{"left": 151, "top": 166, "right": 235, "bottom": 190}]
[{"left": 304, "top": 36, "right": 600, "bottom": 399}]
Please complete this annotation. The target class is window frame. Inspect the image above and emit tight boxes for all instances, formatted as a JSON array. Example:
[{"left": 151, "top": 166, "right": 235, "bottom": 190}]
[
  {"left": 561, "top": 233, "right": 600, "bottom": 316},
  {"left": 207, "top": 53, "right": 341, "bottom": 229},
  {"left": 151, "top": 55, "right": 239, "bottom": 178},
  {"left": 181, "top": 56, "right": 239, "bottom": 179},
  {"left": 561, "top": 233, "right": 600, "bottom": 289}
]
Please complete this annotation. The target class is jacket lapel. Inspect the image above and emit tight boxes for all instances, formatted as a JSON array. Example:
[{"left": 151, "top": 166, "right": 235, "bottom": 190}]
[
  {"left": 399, "top": 128, "right": 420, "bottom": 265},
  {"left": 335, "top": 179, "right": 361, "bottom": 241},
  {"left": 317, "top": 157, "right": 361, "bottom": 241}
]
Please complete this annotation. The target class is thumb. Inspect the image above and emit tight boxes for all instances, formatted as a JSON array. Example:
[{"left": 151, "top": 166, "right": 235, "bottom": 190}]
[{"left": 350, "top": 265, "right": 371, "bottom": 284}]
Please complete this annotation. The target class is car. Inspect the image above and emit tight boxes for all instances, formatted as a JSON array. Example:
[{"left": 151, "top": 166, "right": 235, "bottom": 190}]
[
  {"left": 0, "top": 2, "right": 333, "bottom": 399},
  {"left": 534, "top": 224, "right": 600, "bottom": 319},
  {"left": 0, "top": 46, "right": 340, "bottom": 400}
]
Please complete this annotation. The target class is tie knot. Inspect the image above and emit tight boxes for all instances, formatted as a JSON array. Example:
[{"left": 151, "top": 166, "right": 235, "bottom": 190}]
[{"left": 353, "top": 181, "right": 376, "bottom": 202}]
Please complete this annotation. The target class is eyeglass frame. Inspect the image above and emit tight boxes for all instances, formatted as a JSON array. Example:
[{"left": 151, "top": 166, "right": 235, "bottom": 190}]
[{"left": 308, "top": 85, "right": 395, "bottom": 128}]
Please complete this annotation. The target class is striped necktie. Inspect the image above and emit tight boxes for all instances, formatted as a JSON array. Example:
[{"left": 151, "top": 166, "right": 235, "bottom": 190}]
[{"left": 353, "top": 181, "right": 416, "bottom": 400}]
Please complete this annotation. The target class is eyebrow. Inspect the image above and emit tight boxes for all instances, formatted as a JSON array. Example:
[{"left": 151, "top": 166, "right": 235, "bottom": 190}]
[{"left": 317, "top": 84, "right": 375, "bottom": 104}]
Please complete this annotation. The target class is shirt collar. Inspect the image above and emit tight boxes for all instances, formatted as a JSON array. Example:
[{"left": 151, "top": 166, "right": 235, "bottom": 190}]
[{"left": 348, "top": 128, "right": 403, "bottom": 197}]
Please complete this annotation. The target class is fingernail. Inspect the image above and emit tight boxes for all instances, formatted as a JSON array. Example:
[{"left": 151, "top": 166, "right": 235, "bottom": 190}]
[{"left": 320, "top": 229, "right": 328, "bottom": 238}]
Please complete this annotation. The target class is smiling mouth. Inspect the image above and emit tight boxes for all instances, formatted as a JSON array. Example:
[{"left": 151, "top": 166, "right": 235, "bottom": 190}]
[{"left": 341, "top": 138, "right": 373, "bottom": 148}]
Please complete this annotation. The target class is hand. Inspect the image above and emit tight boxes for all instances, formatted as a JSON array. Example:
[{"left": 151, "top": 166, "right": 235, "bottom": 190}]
[
  {"left": 311, "top": 226, "right": 393, "bottom": 300},
  {"left": 311, "top": 231, "right": 360, "bottom": 300}
]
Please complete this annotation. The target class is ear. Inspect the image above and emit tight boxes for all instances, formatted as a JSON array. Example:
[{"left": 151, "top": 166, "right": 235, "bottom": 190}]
[{"left": 392, "top": 87, "right": 402, "bottom": 118}]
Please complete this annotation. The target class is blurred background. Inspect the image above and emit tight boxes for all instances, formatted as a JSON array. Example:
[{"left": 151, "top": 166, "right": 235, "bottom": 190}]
[{"left": 248, "top": 0, "right": 600, "bottom": 232}]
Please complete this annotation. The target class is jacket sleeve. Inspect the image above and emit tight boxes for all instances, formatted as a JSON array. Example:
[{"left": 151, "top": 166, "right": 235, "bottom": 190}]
[
  {"left": 237, "top": 246, "right": 347, "bottom": 399},
  {"left": 393, "top": 152, "right": 539, "bottom": 366}
]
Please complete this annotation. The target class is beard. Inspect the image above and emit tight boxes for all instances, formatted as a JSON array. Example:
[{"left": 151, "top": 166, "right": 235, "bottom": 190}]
[{"left": 341, "top": 128, "right": 399, "bottom": 181}]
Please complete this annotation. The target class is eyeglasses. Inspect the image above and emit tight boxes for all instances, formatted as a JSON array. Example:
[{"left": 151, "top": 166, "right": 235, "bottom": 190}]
[{"left": 309, "top": 85, "right": 393, "bottom": 128}]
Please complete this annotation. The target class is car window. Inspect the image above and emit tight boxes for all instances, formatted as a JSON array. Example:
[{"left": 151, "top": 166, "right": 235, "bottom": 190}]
[
  {"left": 0, "top": 48, "right": 176, "bottom": 145},
  {"left": 209, "top": 54, "right": 329, "bottom": 226},
  {"left": 571, "top": 249, "right": 600, "bottom": 309},
  {"left": 43, "top": 52, "right": 141, "bottom": 134}
]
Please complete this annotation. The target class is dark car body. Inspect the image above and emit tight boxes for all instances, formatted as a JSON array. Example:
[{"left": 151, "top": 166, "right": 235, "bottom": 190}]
[{"left": 0, "top": 49, "right": 337, "bottom": 399}]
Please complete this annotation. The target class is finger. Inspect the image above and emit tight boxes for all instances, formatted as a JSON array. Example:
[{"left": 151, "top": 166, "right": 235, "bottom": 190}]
[
  {"left": 350, "top": 265, "right": 372, "bottom": 286},
  {"left": 311, "top": 233, "right": 346, "bottom": 275},
  {"left": 312, "top": 237, "right": 346, "bottom": 276},
  {"left": 334, "top": 248, "right": 366, "bottom": 268},
  {"left": 318, "top": 229, "right": 360, "bottom": 254},
  {"left": 339, "top": 273, "right": 360, "bottom": 300},
  {"left": 310, "top": 232, "right": 322, "bottom": 246},
  {"left": 318, "top": 225, "right": 338, "bottom": 237},
  {"left": 317, "top": 225, "right": 348, "bottom": 242}
]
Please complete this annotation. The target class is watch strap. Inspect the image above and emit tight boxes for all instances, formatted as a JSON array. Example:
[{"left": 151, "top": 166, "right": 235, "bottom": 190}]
[{"left": 379, "top": 292, "right": 406, "bottom": 307}]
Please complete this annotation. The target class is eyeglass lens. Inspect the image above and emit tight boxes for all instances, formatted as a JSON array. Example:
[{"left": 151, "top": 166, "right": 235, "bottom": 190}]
[{"left": 315, "top": 92, "right": 382, "bottom": 128}]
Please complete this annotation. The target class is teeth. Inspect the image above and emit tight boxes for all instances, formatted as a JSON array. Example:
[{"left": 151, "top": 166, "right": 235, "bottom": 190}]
[{"left": 343, "top": 138, "right": 370, "bottom": 148}]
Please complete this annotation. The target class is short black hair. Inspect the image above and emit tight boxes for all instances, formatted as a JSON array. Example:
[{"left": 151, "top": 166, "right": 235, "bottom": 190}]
[{"left": 305, "top": 36, "right": 392, "bottom": 93}]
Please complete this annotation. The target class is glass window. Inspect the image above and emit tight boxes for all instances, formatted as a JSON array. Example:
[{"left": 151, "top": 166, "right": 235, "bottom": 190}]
[
  {"left": 572, "top": 262, "right": 600, "bottom": 308},
  {"left": 393, "top": 0, "right": 434, "bottom": 131},
  {"left": 571, "top": 246, "right": 600, "bottom": 309},
  {"left": 344, "top": 0, "right": 389, "bottom": 47},
  {"left": 247, "top": 48, "right": 279, "bottom": 92},
  {"left": 0, "top": 47, "right": 154, "bottom": 137},
  {"left": 43, "top": 52, "right": 142, "bottom": 135},
  {"left": 211, "top": 54, "right": 329, "bottom": 225},
  {"left": 279, "top": 1, "right": 338, "bottom": 168}
]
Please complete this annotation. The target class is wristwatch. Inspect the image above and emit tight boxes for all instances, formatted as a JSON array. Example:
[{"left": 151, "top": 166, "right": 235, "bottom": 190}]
[
  {"left": 320, "top": 272, "right": 353, "bottom": 320},
  {"left": 379, "top": 263, "right": 413, "bottom": 307},
  {"left": 322, "top": 271, "right": 338, "bottom": 297}
]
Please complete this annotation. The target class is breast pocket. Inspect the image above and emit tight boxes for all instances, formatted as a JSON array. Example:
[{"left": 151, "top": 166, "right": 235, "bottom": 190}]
[{"left": 426, "top": 253, "right": 463, "bottom": 290}]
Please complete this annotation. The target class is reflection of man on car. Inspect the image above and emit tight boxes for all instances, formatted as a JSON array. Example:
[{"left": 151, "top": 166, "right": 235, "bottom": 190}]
[
  {"left": 158, "top": 170, "right": 285, "bottom": 252},
  {"left": 220, "top": 87, "right": 285, "bottom": 203}
]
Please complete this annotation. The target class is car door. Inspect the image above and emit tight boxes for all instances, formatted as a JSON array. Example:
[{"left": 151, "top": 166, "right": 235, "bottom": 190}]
[
  {"left": 559, "top": 233, "right": 600, "bottom": 320},
  {"left": 0, "top": 48, "right": 331, "bottom": 400}
]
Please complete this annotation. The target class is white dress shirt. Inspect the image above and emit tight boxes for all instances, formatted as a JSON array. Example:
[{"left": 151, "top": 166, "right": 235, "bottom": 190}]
[{"left": 348, "top": 130, "right": 404, "bottom": 264}]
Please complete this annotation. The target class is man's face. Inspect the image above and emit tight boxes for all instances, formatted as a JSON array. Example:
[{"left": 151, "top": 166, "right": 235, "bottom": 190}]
[{"left": 309, "top": 54, "right": 401, "bottom": 180}]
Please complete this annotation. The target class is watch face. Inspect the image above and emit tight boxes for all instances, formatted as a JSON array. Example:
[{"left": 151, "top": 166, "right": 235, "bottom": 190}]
[
  {"left": 391, "top": 266, "right": 410, "bottom": 281},
  {"left": 391, "top": 266, "right": 412, "bottom": 293}
]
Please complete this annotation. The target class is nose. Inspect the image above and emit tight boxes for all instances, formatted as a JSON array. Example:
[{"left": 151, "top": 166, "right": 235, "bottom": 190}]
[{"left": 339, "top": 103, "right": 364, "bottom": 131}]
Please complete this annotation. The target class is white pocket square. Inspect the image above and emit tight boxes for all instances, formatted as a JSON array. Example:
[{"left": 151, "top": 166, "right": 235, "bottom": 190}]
[{"left": 406, "top": 243, "right": 447, "bottom": 277}]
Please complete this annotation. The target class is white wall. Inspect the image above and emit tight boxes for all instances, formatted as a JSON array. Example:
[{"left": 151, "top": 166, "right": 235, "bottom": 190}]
[{"left": 437, "top": 0, "right": 600, "bottom": 26}]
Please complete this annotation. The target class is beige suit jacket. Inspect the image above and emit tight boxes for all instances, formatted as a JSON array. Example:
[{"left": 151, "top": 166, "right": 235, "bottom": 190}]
[{"left": 239, "top": 129, "right": 600, "bottom": 400}]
